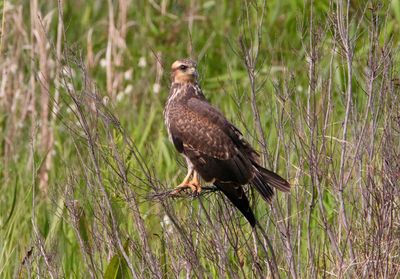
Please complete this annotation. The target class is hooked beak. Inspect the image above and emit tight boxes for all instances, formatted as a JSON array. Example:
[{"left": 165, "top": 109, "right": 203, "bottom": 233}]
[{"left": 189, "top": 67, "right": 198, "bottom": 79}]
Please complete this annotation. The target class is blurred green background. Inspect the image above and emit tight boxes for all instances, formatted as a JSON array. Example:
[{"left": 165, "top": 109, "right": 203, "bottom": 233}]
[{"left": 1, "top": 0, "right": 399, "bottom": 278}]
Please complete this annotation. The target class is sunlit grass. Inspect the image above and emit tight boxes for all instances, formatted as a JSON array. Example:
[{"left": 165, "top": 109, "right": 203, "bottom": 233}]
[{"left": 1, "top": 0, "right": 399, "bottom": 278}]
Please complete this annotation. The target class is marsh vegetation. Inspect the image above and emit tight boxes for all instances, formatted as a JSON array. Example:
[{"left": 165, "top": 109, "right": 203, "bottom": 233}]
[{"left": 0, "top": 0, "right": 399, "bottom": 278}]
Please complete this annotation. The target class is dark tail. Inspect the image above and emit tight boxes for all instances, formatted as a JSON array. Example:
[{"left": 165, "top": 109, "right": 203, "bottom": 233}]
[
  {"left": 214, "top": 182, "right": 256, "bottom": 227},
  {"left": 251, "top": 164, "right": 290, "bottom": 203}
]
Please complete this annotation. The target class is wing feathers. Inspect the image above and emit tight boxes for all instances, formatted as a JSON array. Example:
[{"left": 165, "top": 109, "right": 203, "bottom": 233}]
[
  {"left": 166, "top": 91, "right": 290, "bottom": 227},
  {"left": 184, "top": 148, "right": 253, "bottom": 183},
  {"left": 168, "top": 103, "right": 237, "bottom": 160}
]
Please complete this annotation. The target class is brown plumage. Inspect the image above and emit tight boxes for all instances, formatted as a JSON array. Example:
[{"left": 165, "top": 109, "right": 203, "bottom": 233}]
[{"left": 164, "top": 58, "right": 290, "bottom": 227}]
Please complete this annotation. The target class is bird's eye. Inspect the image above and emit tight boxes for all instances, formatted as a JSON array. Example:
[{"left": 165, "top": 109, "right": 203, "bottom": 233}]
[{"left": 179, "top": 65, "right": 188, "bottom": 71}]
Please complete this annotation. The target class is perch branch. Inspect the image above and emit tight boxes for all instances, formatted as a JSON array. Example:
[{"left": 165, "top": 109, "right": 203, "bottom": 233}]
[{"left": 148, "top": 186, "right": 219, "bottom": 201}]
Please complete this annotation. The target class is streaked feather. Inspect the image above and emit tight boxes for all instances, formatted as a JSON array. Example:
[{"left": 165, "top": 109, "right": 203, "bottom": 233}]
[{"left": 164, "top": 72, "right": 290, "bottom": 226}]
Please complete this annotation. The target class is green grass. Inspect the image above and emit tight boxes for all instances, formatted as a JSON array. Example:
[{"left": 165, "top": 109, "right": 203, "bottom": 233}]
[{"left": 1, "top": 0, "right": 400, "bottom": 278}]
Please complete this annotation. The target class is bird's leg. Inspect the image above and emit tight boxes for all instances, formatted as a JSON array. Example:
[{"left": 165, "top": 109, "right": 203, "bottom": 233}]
[
  {"left": 188, "top": 171, "right": 202, "bottom": 194},
  {"left": 171, "top": 168, "right": 194, "bottom": 195}
]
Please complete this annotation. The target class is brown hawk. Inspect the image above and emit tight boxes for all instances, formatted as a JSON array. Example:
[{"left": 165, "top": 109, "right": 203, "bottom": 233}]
[{"left": 164, "top": 58, "right": 290, "bottom": 227}]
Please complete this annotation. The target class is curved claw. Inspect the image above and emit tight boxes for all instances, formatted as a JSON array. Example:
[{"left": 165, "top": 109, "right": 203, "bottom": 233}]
[
  {"left": 189, "top": 182, "right": 201, "bottom": 195},
  {"left": 188, "top": 172, "right": 202, "bottom": 195},
  {"left": 171, "top": 171, "right": 202, "bottom": 196}
]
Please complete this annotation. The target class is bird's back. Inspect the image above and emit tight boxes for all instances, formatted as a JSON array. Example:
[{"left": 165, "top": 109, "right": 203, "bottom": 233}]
[{"left": 164, "top": 58, "right": 290, "bottom": 227}]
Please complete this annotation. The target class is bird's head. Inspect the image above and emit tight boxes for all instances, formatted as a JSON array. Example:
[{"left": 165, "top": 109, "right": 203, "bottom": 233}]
[{"left": 171, "top": 59, "right": 198, "bottom": 84}]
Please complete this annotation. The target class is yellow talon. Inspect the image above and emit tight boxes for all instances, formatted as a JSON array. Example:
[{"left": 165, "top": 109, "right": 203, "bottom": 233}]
[
  {"left": 171, "top": 170, "right": 202, "bottom": 195},
  {"left": 189, "top": 172, "right": 202, "bottom": 194}
]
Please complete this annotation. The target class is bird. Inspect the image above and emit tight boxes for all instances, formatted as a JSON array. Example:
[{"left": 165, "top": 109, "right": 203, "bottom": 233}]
[{"left": 164, "top": 58, "right": 290, "bottom": 227}]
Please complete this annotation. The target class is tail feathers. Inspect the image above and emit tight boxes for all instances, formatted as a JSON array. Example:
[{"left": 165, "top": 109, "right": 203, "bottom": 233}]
[
  {"left": 215, "top": 182, "right": 256, "bottom": 227},
  {"left": 251, "top": 164, "right": 290, "bottom": 203}
]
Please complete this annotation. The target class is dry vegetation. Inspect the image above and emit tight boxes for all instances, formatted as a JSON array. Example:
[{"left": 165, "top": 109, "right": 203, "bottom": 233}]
[{"left": 0, "top": 0, "right": 399, "bottom": 278}]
